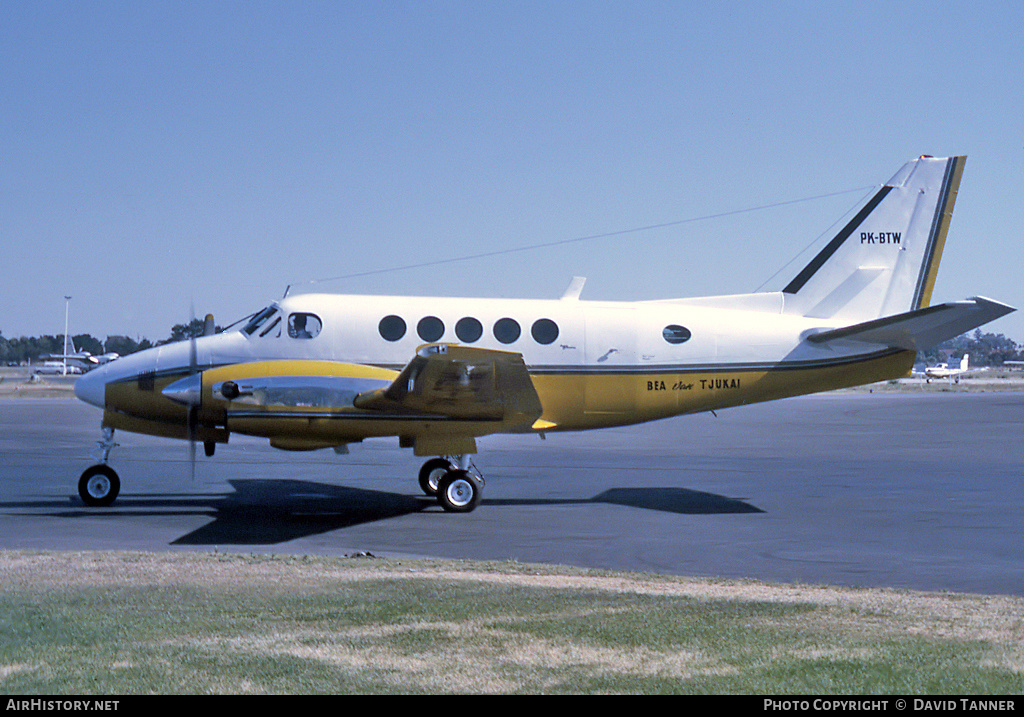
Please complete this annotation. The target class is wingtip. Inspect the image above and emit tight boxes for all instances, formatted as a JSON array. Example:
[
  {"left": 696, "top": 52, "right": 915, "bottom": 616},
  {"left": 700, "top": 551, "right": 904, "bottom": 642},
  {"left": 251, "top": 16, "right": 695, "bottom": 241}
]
[{"left": 967, "top": 296, "right": 1016, "bottom": 316}]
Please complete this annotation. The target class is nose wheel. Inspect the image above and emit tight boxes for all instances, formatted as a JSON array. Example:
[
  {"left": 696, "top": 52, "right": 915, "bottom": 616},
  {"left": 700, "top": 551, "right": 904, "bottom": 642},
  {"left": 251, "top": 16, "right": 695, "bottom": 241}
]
[
  {"left": 419, "top": 456, "right": 484, "bottom": 513},
  {"left": 78, "top": 464, "right": 120, "bottom": 507},
  {"left": 78, "top": 426, "right": 121, "bottom": 507}
]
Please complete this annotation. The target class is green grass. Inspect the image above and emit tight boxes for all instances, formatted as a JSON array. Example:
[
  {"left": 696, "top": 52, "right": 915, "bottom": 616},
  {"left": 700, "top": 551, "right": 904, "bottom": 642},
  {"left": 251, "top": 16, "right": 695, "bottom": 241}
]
[{"left": 0, "top": 551, "right": 1021, "bottom": 694}]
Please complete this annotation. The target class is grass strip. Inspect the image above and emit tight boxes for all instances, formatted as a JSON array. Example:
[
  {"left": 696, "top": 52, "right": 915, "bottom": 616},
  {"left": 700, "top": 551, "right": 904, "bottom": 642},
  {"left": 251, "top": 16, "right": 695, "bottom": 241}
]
[{"left": 1, "top": 550, "right": 1021, "bottom": 694}]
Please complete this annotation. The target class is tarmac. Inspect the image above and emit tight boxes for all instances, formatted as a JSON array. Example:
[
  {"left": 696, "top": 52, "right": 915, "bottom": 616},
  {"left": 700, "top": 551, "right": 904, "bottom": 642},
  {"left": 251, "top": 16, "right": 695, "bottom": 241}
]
[{"left": 1, "top": 369, "right": 1022, "bottom": 596}]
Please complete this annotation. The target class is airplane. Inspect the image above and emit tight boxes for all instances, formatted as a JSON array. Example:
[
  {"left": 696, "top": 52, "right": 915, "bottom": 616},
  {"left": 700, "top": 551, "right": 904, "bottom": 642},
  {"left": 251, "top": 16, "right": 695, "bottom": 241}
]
[
  {"left": 38, "top": 352, "right": 121, "bottom": 373},
  {"left": 73, "top": 155, "right": 1014, "bottom": 511},
  {"left": 923, "top": 354, "right": 971, "bottom": 383},
  {"left": 40, "top": 338, "right": 121, "bottom": 374}
]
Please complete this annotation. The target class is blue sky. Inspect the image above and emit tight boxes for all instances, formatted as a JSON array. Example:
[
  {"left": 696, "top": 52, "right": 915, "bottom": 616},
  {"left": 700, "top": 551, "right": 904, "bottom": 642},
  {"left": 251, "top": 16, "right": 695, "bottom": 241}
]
[{"left": 3, "top": 1, "right": 1022, "bottom": 343}]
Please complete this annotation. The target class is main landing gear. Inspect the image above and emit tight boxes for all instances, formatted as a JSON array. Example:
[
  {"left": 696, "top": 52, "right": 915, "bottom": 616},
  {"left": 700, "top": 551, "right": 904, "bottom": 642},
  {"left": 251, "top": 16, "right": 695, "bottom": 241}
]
[
  {"left": 79, "top": 427, "right": 120, "bottom": 507},
  {"left": 418, "top": 456, "right": 484, "bottom": 513},
  {"left": 76, "top": 429, "right": 485, "bottom": 513}
]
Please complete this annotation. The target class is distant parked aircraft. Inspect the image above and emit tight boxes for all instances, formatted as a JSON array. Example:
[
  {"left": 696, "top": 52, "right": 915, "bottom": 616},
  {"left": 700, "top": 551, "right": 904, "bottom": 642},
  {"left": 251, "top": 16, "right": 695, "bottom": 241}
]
[
  {"left": 924, "top": 354, "right": 971, "bottom": 383},
  {"left": 40, "top": 340, "right": 120, "bottom": 374}
]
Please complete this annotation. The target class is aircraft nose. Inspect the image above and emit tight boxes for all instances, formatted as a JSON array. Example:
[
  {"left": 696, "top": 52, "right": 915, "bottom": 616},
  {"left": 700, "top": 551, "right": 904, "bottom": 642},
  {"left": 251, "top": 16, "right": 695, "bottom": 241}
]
[{"left": 74, "top": 368, "right": 106, "bottom": 408}]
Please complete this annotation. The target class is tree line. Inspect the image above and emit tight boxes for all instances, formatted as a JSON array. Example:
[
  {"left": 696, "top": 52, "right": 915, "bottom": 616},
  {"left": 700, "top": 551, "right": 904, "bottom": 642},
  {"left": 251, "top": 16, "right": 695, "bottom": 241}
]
[
  {"left": 0, "top": 319, "right": 213, "bottom": 366},
  {"left": 917, "top": 330, "right": 1023, "bottom": 367}
]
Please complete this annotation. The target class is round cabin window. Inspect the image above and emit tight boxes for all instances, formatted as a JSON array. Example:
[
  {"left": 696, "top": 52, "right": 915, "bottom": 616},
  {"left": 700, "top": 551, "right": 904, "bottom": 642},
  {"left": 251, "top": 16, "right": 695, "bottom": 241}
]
[
  {"left": 493, "top": 317, "right": 521, "bottom": 344},
  {"left": 531, "top": 318, "right": 559, "bottom": 345},
  {"left": 379, "top": 315, "right": 406, "bottom": 341},
  {"left": 417, "top": 316, "right": 445, "bottom": 342},
  {"left": 455, "top": 317, "right": 483, "bottom": 343}
]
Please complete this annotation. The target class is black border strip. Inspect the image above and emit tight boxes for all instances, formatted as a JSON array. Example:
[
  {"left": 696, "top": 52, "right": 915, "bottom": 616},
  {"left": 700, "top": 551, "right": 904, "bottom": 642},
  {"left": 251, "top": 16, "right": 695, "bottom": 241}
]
[
  {"left": 911, "top": 156, "right": 958, "bottom": 310},
  {"left": 782, "top": 185, "right": 893, "bottom": 295},
  {"left": 500, "top": 347, "right": 905, "bottom": 375}
]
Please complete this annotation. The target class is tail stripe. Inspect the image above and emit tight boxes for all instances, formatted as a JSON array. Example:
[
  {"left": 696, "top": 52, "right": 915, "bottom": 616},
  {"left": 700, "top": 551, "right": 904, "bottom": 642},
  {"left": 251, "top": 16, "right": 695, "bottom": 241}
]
[
  {"left": 782, "top": 186, "right": 893, "bottom": 295},
  {"left": 912, "top": 156, "right": 965, "bottom": 310}
]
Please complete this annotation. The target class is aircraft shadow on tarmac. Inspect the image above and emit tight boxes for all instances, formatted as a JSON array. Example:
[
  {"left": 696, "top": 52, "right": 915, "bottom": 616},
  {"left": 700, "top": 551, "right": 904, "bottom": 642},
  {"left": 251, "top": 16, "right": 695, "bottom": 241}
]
[{"left": 18, "top": 479, "right": 763, "bottom": 546}]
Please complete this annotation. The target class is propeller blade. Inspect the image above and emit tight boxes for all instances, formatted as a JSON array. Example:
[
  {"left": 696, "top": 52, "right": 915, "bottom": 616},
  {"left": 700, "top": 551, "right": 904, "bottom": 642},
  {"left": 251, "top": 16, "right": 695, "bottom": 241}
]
[
  {"left": 187, "top": 300, "right": 199, "bottom": 481},
  {"left": 187, "top": 406, "right": 197, "bottom": 483},
  {"left": 189, "top": 301, "right": 198, "bottom": 375}
]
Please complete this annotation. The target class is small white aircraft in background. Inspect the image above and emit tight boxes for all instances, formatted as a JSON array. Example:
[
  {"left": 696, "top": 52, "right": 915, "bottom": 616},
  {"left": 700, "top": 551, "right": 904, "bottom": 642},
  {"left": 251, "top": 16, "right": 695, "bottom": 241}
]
[
  {"left": 40, "top": 339, "right": 120, "bottom": 374},
  {"left": 73, "top": 155, "right": 1014, "bottom": 511},
  {"left": 924, "top": 354, "right": 971, "bottom": 383}
]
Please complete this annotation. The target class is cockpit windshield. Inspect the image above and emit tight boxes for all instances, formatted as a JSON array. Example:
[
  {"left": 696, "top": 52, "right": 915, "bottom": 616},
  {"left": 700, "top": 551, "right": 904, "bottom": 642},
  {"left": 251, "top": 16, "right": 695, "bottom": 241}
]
[{"left": 242, "top": 306, "right": 280, "bottom": 337}]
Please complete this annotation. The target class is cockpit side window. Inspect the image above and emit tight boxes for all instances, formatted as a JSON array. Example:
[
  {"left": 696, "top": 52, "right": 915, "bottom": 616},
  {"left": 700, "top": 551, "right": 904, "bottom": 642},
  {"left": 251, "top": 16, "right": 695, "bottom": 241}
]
[
  {"left": 259, "top": 315, "right": 281, "bottom": 338},
  {"left": 288, "top": 313, "right": 322, "bottom": 339},
  {"left": 242, "top": 306, "right": 278, "bottom": 336}
]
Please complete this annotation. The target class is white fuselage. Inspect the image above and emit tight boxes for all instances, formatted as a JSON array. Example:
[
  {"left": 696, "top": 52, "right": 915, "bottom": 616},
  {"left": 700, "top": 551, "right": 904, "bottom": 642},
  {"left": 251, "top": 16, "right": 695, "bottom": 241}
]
[{"left": 77, "top": 291, "right": 911, "bottom": 440}]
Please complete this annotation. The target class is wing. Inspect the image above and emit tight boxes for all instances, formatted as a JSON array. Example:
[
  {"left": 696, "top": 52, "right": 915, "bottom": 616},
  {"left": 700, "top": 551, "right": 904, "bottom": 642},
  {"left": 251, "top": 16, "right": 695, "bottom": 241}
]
[{"left": 353, "top": 344, "right": 543, "bottom": 429}]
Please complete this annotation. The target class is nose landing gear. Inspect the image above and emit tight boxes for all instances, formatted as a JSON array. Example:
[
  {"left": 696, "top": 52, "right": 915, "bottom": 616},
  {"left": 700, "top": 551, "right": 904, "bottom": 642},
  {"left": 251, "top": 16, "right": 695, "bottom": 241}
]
[{"left": 78, "top": 427, "right": 120, "bottom": 507}]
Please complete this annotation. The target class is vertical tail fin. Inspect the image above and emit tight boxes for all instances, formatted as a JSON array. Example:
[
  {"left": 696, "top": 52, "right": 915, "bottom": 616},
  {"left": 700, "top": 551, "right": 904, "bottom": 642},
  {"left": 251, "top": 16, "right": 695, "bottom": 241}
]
[
  {"left": 961, "top": 354, "right": 969, "bottom": 372},
  {"left": 782, "top": 155, "right": 966, "bottom": 321}
]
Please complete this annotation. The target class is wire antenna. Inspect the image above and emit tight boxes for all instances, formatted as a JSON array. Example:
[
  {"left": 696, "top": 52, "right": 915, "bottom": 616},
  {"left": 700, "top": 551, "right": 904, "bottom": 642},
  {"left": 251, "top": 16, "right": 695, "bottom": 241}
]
[
  {"left": 753, "top": 185, "right": 879, "bottom": 292},
  {"left": 295, "top": 185, "right": 877, "bottom": 290}
]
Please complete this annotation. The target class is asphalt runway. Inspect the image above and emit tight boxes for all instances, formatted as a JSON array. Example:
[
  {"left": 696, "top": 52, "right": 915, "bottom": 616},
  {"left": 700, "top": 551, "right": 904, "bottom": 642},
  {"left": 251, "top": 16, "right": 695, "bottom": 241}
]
[{"left": 1, "top": 390, "right": 1022, "bottom": 596}]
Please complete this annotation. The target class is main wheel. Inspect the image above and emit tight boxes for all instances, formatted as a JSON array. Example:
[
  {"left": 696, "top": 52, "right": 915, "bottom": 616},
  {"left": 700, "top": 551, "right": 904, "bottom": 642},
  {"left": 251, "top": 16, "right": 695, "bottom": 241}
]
[
  {"left": 418, "top": 457, "right": 454, "bottom": 496},
  {"left": 78, "top": 465, "right": 120, "bottom": 507},
  {"left": 436, "top": 469, "right": 481, "bottom": 513}
]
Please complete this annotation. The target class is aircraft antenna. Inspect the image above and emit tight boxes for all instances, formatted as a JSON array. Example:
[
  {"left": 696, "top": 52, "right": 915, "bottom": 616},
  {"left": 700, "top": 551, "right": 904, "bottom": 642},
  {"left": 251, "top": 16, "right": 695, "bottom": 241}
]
[
  {"left": 297, "top": 186, "right": 876, "bottom": 289},
  {"left": 753, "top": 185, "right": 879, "bottom": 293}
]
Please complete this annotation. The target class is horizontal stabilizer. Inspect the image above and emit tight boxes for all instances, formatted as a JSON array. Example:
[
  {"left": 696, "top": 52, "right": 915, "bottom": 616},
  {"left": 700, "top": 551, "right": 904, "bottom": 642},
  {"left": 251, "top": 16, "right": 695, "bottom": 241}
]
[{"left": 806, "top": 297, "right": 1015, "bottom": 351}]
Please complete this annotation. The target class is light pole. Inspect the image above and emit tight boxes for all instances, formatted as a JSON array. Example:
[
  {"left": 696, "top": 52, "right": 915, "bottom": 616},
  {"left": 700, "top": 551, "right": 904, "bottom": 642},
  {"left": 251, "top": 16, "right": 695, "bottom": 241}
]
[{"left": 63, "top": 296, "right": 72, "bottom": 376}]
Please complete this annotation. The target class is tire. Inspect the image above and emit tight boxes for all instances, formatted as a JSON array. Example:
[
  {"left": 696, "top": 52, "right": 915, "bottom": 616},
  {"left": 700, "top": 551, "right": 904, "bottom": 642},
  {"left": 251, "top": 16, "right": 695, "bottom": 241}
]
[
  {"left": 78, "top": 465, "right": 120, "bottom": 507},
  {"left": 437, "top": 470, "right": 481, "bottom": 513},
  {"left": 418, "top": 458, "right": 454, "bottom": 496}
]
